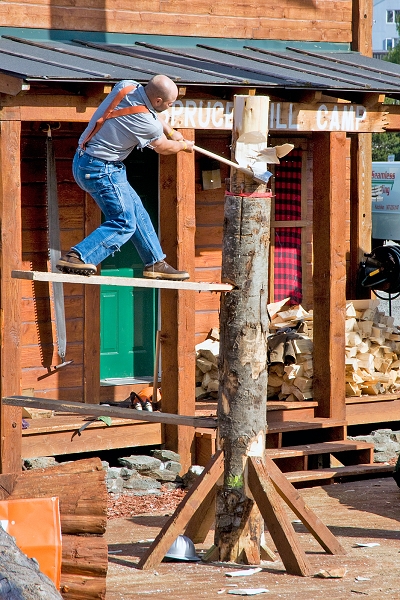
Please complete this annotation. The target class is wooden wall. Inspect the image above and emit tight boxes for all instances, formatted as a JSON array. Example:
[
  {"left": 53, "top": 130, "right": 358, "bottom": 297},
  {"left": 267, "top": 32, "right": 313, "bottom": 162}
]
[
  {"left": 0, "top": 0, "right": 352, "bottom": 42},
  {"left": 19, "top": 123, "right": 352, "bottom": 391},
  {"left": 21, "top": 122, "right": 88, "bottom": 401}
]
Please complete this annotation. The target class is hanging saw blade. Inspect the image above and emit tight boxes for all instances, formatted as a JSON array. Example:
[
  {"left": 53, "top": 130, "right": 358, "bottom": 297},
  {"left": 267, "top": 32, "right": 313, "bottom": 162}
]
[{"left": 46, "top": 127, "right": 68, "bottom": 364}]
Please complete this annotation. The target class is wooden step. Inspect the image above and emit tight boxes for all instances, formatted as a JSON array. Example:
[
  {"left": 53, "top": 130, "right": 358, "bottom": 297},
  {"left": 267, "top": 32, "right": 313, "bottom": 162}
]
[
  {"left": 266, "top": 439, "right": 373, "bottom": 460},
  {"left": 267, "top": 418, "right": 345, "bottom": 434},
  {"left": 266, "top": 439, "right": 374, "bottom": 473},
  {"left": 267, "top": 401, "right": 317, "bottom": 423},
  {"left": 285, "top": 464, "right": 394, "bottom": 486}
]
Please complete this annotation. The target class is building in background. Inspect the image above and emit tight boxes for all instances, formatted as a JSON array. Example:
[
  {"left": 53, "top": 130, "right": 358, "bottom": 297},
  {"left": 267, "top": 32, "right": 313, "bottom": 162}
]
[{"left": 373, "top": 0, "right": 400, "bottom": 58}]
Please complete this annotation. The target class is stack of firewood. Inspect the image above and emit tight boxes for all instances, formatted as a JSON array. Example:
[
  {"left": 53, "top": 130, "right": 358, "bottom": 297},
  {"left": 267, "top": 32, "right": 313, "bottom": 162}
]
[
  {"left": 267, "top": 300, "right": 314, "bottom": 401},
  {"left": 345, "top": 299, "right": 400, "bottom": 397},
  {"left": 195, "top": 328, "right": 220, "bottom": 399},
  {"left": 195, "top": 298, "right": 400, "bottom": 401}
]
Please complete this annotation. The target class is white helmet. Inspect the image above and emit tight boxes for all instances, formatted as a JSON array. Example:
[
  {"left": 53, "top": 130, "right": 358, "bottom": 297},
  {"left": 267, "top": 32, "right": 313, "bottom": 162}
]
[{"left": 164, "top": 535, "right": 201, "bottom": 562}]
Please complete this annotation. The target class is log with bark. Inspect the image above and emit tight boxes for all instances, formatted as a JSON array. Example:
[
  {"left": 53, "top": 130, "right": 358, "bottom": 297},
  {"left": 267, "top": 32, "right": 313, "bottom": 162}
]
[{"left": 0, "top": 525, "right": 63, "bottom": 600}]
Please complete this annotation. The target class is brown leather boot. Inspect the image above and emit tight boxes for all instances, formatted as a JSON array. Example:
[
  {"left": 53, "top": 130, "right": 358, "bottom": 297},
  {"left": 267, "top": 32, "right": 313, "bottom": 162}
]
[
  {"left": 56, "top": 250, "right": 97, "bottom": 276},
  {"left": 143, "top": 260, "right": 189, "bottom": 281}
]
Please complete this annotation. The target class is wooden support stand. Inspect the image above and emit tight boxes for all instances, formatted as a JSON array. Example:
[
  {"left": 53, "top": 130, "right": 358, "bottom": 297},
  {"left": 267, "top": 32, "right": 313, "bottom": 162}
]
[{"left": 137, "top": 451, "right": 346, "bottom": 575}]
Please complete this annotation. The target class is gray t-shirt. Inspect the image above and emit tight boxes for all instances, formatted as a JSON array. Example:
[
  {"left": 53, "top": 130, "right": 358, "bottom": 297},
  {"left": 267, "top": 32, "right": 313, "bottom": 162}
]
[{"left": 79, "top": 80, "right": 163, "bottom": 161}]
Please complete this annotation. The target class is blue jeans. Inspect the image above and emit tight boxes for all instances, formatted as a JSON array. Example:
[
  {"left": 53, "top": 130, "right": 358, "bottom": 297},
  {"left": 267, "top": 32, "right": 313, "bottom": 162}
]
[{"left": 72, "top": 149, "right": 165, "bottom": 266}]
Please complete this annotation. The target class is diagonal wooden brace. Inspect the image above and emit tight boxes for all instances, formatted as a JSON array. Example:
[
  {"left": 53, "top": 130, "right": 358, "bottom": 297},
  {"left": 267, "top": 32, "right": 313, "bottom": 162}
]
[
  {"left": 137, "top": 450, "right": 224, "bottom": 570},
  {"left": 248, "top": 456, "right": 312, "bottom": 576},
  {"left": 261, "top": 455, "right": 346, "bottom": 555}
]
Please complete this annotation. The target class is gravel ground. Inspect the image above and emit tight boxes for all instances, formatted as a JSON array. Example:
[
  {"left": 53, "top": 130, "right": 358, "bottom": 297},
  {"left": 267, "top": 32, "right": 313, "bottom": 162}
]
[
  {"left": 107, "top": 487, "right": 187, "bottom": 520},
  {"left": 105, "top": 476, "right": 400, "bottom": 600}
]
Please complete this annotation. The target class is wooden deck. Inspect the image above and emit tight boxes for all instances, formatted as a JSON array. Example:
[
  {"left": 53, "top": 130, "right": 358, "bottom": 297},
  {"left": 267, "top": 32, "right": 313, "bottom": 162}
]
[{"left": 19, "top": 394, "right": 400, "bottom": 466}]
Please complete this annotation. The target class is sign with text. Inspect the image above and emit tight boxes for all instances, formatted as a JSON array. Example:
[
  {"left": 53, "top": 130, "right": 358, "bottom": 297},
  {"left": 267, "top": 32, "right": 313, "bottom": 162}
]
[
  {"left": 164, "top": 100, "right": 387, "bottom": 132},
  {"left": 372, "top": 161, "right": 400, "bottom": 241}
]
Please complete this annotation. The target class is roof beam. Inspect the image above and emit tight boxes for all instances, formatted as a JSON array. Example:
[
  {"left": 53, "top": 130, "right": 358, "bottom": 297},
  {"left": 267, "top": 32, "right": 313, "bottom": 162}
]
[{"left": 0, "top": 74, "right": 29, "bottom": 96}]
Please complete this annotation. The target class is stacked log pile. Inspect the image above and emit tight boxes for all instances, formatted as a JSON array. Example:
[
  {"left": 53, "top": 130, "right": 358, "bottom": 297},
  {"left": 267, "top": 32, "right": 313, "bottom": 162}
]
[
  {"left": 345, "top": 299, "right": 400, "bottom": 397},
  {"left": 196, "top": 298, "right": 400, "bottom": 401},
  {"left": 0, "top": 458, "right": 108, "bottom": 600},
  {"left": 195, "top": 328, "right": 220, "bottom": 399},
  {"left": 267, "top": 303, "right": 314, "bottom": 401}
]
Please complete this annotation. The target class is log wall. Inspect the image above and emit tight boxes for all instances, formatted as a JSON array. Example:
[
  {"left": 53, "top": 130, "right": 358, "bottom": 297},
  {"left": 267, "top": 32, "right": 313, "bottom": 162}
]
[{"left": 0, "top": 0, "right": 352, "bottom": 42}]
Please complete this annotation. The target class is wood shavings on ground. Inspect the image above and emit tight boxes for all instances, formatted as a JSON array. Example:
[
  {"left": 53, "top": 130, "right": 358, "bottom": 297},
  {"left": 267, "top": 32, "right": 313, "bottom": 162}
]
[{"left": 107, "top": 487, "right": 187, "bottom": 519}]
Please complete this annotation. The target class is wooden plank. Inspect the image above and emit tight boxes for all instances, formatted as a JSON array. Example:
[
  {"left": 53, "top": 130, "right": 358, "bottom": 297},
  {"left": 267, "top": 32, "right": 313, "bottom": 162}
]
[
  {"left": 3, "top": 396, "right": 218, "bottom": 429},
  {"left": 345, "top": 393, "right": 399, "bottom": 404},
  {"left": 0, "top": 119, "right": 22, "bottom": 474},
  {"left": 312, "top": 132, "right": 347, "bottom": 420},
  {"left": 247, "top": 456, "right": 312, "bottom": 576},
  {"left": 160, "top": 129, "right": 197, "bottom": 473},
  {"left": 259, "top": 455, "right": 346, "bottom": 555},
  {"left": 285, "top": 463, "right": 394, "bottom": 483},
  {"left": 21, "top": 421, "right": 162, "bottom": 458},
  {"left": 346, "top": 397, "right": 400, "bottom": 425},
  {"left": 12, "top": 269, "right": 232, "bottom": 292},
  {"left": 0, "top": 5, "right": 352, "bottom": 46},
  {"left": 266, "top": 439, "right": 374, "bottom": 459},
  {"left": 267, "top": 418, "right": 346, "bottom": 433},
  {"left": 137, "top": 450, "right": 224, "bottom": 570}
]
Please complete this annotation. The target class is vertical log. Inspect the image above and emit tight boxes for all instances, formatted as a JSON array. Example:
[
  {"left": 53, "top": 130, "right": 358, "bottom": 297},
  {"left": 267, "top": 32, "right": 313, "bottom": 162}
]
[
  {"left": 216, "top": 192, "right": 271, "bottom": 562},
  {"left": 160, "top": 129, "right": 196, "bottom": 473},
  {"left": 215, "top": 95, "right": 270, "bottom": 563},
  {"left": 0, "top": 119, "right": 22, "bottom": 473},
  {"left": 312, "top": 132, "right": 346, "bottom": 420}
]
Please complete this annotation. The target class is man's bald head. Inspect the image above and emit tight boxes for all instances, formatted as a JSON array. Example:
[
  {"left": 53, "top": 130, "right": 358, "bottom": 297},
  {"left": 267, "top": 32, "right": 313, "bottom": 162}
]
[{"left": 144, "top": 75, "right": 178, "bottom": 112}]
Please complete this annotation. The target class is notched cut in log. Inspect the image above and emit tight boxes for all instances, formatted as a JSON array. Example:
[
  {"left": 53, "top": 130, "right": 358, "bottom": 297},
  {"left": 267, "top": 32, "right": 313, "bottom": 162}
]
[{"left": 239, "top": 324, "right": 268, "bottom": 379}]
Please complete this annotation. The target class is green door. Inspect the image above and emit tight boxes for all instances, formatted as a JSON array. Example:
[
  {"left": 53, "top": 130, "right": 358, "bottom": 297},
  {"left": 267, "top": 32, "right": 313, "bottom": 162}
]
[{"left": 100, "top": 148, "right": 158, "bottom": 379}]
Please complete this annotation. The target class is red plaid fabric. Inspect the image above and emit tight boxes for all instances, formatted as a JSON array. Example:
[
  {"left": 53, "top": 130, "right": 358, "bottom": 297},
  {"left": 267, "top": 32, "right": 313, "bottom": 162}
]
[{"left": 273, "top": 150, "right": 303, "bottom": 305}]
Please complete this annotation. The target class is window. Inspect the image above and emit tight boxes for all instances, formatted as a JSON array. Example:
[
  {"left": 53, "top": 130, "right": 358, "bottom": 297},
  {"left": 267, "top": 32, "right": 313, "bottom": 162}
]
[
  {"left": 387, "top": 10, "right": 400, "bottom": 23},
  {"left": 385, "top": 38, "right": 399, "bottom": 50}
]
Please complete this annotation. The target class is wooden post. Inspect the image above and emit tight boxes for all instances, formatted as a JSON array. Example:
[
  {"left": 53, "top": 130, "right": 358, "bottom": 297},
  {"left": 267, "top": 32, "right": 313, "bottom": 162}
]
[
  {"left": 352, "top": 0, "right": 373, "bottom": 57},
  {"left": 312, "top": 132, "right": 347, "bottom": 420},
  {"left": 349, "top": 134, "right": 372, "bottom": 299},
  {"left": 216, "top": 95, "right": 270, "bottom": 563},
  {"left": 350, "top": 0, "right": 372, "bottom": 299},
  {"left": 0, "top": 119, "right": 22, "bottom": 473},
  {"left": 83, "top": 192, "right": 101, "bottom": 404},
  {"left": 160, "top": 129, "right": 196, "bottom": 473}
]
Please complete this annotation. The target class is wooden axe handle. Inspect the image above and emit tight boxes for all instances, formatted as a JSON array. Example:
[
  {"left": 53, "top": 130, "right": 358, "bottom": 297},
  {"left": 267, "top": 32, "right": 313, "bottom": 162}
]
[{"left": 193, "top": 144, "right": 261, "bottom": 182}]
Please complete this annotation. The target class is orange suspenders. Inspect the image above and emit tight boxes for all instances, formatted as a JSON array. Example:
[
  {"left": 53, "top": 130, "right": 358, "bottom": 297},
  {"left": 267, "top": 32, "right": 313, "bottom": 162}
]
[{"left": 79, "top": 84, "right": 150, "bottom": 150}]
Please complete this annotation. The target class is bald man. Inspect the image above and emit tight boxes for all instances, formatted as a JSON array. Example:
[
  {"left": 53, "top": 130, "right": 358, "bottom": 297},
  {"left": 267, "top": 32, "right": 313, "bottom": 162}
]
[{"left": 57, "top": 75, "right": 194, "bottom": 280}]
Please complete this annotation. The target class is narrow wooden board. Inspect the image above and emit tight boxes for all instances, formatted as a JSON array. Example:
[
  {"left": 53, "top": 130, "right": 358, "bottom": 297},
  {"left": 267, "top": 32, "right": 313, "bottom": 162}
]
[
  {"left": 247, "top": 456, "right": 312, "bottom": 577},
  {"left": 266, "top": 439, "right": 373, "bottom": 459},
  {"left": 285, "top": 463, "right": 394, "bottom": 483},
  {"left": 259, "top": 455, "right": 346, "bottom": 555},
  {"left": 11, "top": 270, "right": 232, "bottom": 292},
  {"left": 3, "top": 396, "right": 217, "bottom": 429},
  {"left": 137, "top": 450, "right": 224, "bottom": 570}
]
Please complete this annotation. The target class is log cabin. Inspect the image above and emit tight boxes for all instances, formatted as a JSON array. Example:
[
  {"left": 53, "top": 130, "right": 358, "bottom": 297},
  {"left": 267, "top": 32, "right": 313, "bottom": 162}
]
[{"left": 1, "top": 0, "right": 400, "bottom": 480}]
